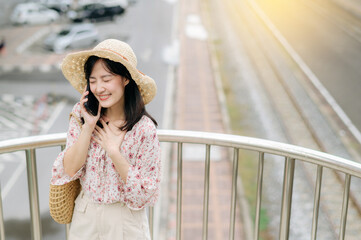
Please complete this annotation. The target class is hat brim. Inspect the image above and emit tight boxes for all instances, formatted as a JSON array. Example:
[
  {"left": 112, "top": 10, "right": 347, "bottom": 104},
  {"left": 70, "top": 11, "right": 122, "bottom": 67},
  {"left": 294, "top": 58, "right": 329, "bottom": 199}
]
[{"left": 61, "top": 48, "right": 156, "bottom": 105}]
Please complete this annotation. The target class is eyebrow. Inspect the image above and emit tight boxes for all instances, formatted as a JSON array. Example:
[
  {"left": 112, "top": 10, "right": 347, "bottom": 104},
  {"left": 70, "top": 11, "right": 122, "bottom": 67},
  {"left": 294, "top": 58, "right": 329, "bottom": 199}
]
[{"left": 89, "top": 74, "right": 114, "bottom": 79}]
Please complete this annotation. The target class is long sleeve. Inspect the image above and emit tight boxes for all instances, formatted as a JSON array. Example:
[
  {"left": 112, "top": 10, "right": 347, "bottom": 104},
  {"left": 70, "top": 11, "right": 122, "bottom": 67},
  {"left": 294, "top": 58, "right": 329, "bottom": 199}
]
[
  {"left": 51, "top": 112, "right": 162, "bottom": 206},
  {"left": 122, "top": 124, "right": 161, "bottom": 210},
  {"left": 51, "top": 103, "right": 85, "bottom": 185}
]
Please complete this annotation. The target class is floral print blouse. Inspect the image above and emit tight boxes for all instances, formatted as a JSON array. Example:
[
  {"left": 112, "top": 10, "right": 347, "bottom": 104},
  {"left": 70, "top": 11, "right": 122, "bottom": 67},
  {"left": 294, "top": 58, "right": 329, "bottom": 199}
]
[{"left": 51, "top": 102, "right": 161, "bottom": 210}]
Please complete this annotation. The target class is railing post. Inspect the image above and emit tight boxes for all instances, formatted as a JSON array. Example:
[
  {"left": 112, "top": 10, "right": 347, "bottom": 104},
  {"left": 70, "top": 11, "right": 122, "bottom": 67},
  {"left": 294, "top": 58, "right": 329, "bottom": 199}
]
[
  {"left": 149, "top": 207, "right": 154, "bottom": 240},
  {"left": 202, "top": 145, "right": 211, "bottom": 240},
  {"left": 25, "top": 149, "right": 42, "bottom": 240},
  {"left": 0, "top": 181, "right": 5, "bottom": 240},
  {"left": 60, "top": 145, "right": 72, "bottom": 240},
  {"left": 176, "top": 143, "right": 183, "bottom": 240},
  {"left": 311, "top": 165, "right": 323, "bottom": 240},
  {"left": 339, "top": 174, "right": 351, "bottom": 240},
  {"left": 279, "top": 157, "right": 295, "bottom": 240},
  {"left": 229, "top": 148, "right": 239, "bottom": 240},
  {"left": 254, "top": 152, "right": 265, "bottom": 240},
  {"left": 65, "top": 224, "right": 70, "bottom": 240}
]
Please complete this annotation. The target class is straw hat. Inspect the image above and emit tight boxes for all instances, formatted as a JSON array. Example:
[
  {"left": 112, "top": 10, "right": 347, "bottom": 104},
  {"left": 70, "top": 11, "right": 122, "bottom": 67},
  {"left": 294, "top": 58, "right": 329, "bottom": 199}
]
[{"left": 61, "top": 39, "right": 156, "bottom": 105}]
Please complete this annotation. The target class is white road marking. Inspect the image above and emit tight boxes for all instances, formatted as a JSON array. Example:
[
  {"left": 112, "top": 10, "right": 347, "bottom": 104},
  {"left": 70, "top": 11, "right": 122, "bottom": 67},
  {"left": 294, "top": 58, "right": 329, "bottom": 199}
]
[
  {"left": 0, "top": 94, "right": 36, "bottom": 129},
  {"left": 23, "top": 95, "right": 35, "bottom": 105},
  {"left": 162, "top": 40, "right": 179, "bottom": 65},
  {"left": 39, "top": 100, "right": 66, "bottom": 134},
  {"left": 0, "top": 111, "right": 33, "bottom": 130},
  {"left": 1, "top": 65, "right": 15, "bottom": 72},
  {"left": 1, "top": 157, "right": 26, "bottom": 200},
  {"left": 0, "top": 154, "right": 22, "bottom": 163},
  {"left": 19, "top": 65, "right": 33, "bottom": 72},
  {"left": 1, "top": 100, "right": 66, "bottom": 200},
  {"left": 16, "top": 28, "right": 49, "bottom": 54},
  {"left": 39, "top": 64, "right": 52, "bottom": 73},
  {"left": 0, "top": 116, "right": 18, "bottom": 129},
  {"left": 2, "top": 94, "right": 15, "bottom": 103},
  {"left": 155, "top": 4, "right": 179, "bottom": 237},
  {"left": 185, "top": 14, "right": 208, "bottom": 41},
  {"left": 163, "top": 0, "right": 177, "bottom": 4}
]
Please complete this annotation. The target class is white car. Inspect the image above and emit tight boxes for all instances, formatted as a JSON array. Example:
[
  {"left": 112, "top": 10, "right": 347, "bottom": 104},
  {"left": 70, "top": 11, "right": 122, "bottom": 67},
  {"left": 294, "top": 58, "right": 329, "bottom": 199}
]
[
  {"left": 103, "top": 0, "right": 129, "bottom": 8},
  {"left": 40, "top": 0, "right": 72, "bottom": 13},
  {"left": 43, "top": 24, "right": 99, "bottom": 53},
  {"left": 10, "top": 3, "right": 59, "bottom": 25}
]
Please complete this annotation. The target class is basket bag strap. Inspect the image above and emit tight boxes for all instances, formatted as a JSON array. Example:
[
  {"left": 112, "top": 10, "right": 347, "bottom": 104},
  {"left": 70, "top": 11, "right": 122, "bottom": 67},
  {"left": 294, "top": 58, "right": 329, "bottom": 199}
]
[{"left": 49, "top": 111, "right": 83, "bottom": 224}]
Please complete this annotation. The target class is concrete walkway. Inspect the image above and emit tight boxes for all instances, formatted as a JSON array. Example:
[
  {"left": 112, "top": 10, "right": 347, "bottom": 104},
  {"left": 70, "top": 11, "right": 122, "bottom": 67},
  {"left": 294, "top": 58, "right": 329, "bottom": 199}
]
[{"left": 165, "top": 0, "right": 244, "bottom": 239}]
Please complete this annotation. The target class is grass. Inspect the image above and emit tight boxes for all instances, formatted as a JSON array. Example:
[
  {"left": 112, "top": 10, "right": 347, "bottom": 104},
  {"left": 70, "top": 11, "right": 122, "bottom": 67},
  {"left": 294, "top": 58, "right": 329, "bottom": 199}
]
[
  {"left": 212, "top": 38, "right": 271, "bottom": 240},
  {"left": 201, "top": 0, "right": 271, "bottom": 236}
]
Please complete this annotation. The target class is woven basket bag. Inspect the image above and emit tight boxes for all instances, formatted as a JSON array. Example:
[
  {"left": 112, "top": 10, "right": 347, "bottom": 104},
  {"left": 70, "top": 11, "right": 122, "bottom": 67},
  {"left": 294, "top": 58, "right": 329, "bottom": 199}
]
[{"left": 49, "top": 179, "right": 81, "bottom": 224}]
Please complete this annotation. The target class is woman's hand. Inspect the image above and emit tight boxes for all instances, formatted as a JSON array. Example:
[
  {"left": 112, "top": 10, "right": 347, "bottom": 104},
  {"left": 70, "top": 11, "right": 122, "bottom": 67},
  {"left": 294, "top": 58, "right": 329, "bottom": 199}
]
[
  {"left": 80, "top": 88, "right": 101, "bottom": 129},
  {"left": 93, "top": 118, "right": 127, "bottom": 156}
]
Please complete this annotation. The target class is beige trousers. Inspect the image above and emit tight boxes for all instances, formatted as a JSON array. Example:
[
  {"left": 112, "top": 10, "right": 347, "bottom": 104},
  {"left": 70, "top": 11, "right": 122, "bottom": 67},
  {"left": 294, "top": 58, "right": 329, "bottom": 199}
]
[{"left": 68, "top": 192, "right": 151, "bottom": 240}]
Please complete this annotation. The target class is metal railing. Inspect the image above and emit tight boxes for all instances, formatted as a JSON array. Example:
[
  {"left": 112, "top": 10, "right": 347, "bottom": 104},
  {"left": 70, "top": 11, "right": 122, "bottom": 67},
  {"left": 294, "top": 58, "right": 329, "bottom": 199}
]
[{"left": 1, "top": 130, "right": 361, "bottom": 240}]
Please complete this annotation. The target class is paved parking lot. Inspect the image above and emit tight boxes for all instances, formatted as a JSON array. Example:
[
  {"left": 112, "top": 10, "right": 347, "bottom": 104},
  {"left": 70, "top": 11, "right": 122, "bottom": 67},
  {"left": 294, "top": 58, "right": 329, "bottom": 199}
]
[
  {"left": 0, "top": 1, "right": 176, "bottom": 239},
  {"left": 0, "top": 14, "right": 130, "bottom": 73}
]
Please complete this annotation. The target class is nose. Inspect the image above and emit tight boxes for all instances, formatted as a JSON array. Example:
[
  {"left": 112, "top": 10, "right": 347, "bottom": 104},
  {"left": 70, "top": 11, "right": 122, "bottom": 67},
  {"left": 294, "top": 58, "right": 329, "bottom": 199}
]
[{"left": 94, "top": 81, "right": 105, "bottom": 94}]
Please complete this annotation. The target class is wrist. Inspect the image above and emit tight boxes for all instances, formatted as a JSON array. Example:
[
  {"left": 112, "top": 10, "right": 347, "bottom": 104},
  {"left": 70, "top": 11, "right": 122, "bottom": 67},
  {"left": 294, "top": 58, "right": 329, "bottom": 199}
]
[
  {"left": 82, "top": 123, "right": 95, "bottom": 134},
  {"left": 108, "top": 149, "right": 130, "bottom": 182},
  {"left": 108, "top": 147, "right": 121, "bottom": 159}
]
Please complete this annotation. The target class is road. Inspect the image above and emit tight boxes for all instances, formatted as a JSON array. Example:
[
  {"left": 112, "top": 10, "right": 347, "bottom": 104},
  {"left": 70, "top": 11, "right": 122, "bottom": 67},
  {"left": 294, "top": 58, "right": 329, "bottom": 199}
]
[
  {"left": 253, "top": 0, "right": 361, "bottom": 141},
  {"left": 2, "top": 0, "right": 361, "bottom": 239},
  {"left": 206, "top": 0, "right": 361, "bottom": 239},
  {"left": 0, "top": 0, "right": 177, "bottom": 239}
]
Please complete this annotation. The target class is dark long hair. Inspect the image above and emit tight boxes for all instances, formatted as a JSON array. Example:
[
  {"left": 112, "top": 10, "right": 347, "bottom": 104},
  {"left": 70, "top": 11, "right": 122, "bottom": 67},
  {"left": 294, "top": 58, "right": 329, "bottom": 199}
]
[{"left": 84, "top": 55, "right": 157, "bottom": 131}]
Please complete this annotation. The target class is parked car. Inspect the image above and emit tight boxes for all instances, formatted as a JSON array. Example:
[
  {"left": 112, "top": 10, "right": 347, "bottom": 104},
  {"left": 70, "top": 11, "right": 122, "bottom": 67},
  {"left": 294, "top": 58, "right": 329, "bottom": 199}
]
[
  {"left": 10, "top": 3, "right": 59, "bottom": 25},
  {"left": 67, "top": 3, "right": 124, "bottom": 22},
  {"left": 102, "top": 0, "right": 129, "bottom": 9},
  {"left": 43, "top": 24, "right": 99, "bottom": 53},
  {"left": 78, "top": 0, "right": 128, "bottom": 9},
  {"left": 40, "top": 0, "right": 71, "bottom": 13}
]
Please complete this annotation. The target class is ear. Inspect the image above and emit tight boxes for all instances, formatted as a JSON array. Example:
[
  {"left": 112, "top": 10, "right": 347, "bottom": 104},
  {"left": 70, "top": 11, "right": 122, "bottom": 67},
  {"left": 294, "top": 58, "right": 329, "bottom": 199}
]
[{"left": 124, "top": 78, "right": 130, "bottom": 86}]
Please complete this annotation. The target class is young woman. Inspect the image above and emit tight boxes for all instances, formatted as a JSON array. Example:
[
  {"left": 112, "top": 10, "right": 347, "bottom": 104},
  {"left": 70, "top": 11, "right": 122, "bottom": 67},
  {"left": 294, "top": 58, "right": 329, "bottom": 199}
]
[{"left": 51, "top": 39, "right": 161, "bottom": 240}]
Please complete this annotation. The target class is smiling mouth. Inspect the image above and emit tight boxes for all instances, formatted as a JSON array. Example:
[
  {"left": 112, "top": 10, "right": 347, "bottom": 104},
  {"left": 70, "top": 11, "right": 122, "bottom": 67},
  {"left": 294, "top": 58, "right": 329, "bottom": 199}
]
[{"left": 98, "top": 95, "right": 110, "bottom": 101}]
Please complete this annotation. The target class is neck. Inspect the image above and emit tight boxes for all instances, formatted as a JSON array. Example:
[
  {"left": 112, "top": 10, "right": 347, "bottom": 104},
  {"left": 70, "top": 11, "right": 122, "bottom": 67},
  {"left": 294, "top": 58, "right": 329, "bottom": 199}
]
[{"left": 105, "top": 106, "right": 126, "bottom": 122}]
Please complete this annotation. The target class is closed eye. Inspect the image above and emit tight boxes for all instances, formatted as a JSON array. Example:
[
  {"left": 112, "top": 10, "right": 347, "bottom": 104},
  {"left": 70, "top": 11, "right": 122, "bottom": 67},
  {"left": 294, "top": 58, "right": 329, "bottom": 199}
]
[
  {"left": 89, "top": 77, "right": 96, "bottom": 84},
  {"left": 102, "top": 75, "right": 113, "bottom": 81}
]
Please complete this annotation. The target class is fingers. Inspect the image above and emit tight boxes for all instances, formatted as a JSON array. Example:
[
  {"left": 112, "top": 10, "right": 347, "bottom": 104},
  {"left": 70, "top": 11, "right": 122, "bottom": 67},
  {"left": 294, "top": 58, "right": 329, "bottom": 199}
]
[
  {"left": 80, "top": 89, "right": 89, "bottom": 101},
  {"left": 79, "top": 98, "right": 88, "bottom": 116},
  {"left": 94, "top": 124, "right": 103, "bottom": 135},
  {"left": 91, "top": 136, "right": 100, "bottom": 145},
  {"left": 93, "top": 126, "right": 103, "bottom": 146},
  {"left": 82, "top": 85, "right": 88, "bottom": 95},
  {"left": 80, "top": 96, "right": 88, "bottom": 109},
  {"left": 99, "top": 118, "right": 109, "bottom": 130},
  {"left": 80, "top": 90, "right": 89, "bottom": 113}
]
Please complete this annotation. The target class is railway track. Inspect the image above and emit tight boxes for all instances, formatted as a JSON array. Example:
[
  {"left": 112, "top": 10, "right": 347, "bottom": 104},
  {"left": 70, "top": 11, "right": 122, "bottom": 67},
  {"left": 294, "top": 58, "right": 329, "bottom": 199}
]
[{"left": 205, "top": 0, "right": 361, "bottom": 238}]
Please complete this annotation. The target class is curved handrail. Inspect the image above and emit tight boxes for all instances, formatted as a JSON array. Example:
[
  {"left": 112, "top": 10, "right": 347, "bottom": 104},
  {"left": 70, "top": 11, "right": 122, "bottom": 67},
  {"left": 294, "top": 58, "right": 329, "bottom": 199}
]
[
  {"left": 1, "top": 130, "right": 360, "bottom": 177},
  {"left": 0, "top": 133, "right": 67, "bottom": 153},
  {"left": 156, "top": 130, "right": 361, "bottom": 178},
  {"left": 1, "top": 129, "right": 361, "bottom": 240}
]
